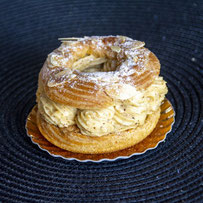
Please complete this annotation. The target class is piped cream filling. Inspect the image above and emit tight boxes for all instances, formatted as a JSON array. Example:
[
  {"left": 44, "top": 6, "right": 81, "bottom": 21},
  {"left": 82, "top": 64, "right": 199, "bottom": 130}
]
[
  {"left": 37, "top": 77, "right": 167, "bottom": 136},
  {"left": 38, "top": 95, "right": 77, "bottom": 128}
]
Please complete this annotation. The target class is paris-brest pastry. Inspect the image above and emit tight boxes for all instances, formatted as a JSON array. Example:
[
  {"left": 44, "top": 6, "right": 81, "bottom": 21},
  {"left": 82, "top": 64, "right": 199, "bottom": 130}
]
[{"left": 36, "top": 36, "right": 168, "bottom": 154}]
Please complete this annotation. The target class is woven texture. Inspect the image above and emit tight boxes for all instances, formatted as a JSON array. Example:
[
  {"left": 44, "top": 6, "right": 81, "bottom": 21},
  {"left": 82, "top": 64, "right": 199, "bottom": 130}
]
[{"left": 0, "top": 0, "right": 202, "bottom": 202}]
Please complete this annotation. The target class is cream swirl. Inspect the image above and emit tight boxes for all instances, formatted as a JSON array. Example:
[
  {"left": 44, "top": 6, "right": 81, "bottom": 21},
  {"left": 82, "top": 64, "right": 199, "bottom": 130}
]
[
  {"left": 114, "top": 102, "right": 147, "bottom": 127},
  {"left": 38, "top": 94, "right": 77, "bottom": 128},
  {"left": 75, "top": 106, "right": 115, "bottom": 136},
  {"left": 126, "top": 77, "right": 167, "bottom": 113}
]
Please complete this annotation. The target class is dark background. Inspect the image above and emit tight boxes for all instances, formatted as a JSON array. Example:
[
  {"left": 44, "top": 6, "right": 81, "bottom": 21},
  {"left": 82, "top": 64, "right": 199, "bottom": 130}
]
[{"left": 0, "top": 0, "right": 202, "bottom": 202}]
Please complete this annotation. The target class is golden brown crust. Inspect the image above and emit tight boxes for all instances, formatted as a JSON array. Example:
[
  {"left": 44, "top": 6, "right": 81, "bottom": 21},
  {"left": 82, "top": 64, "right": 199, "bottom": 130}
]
[
  {"left": 128, "top": 51, "right": 160, "bottom": 90},
  {"left": 36, "top": 108, "right": 161, "bottom": 154},
  {"left": 43, "top": 73, "right": 114, "bottom": 109},
  {"left": 39, "top": 36, "right": 160, "bottom": 109}
]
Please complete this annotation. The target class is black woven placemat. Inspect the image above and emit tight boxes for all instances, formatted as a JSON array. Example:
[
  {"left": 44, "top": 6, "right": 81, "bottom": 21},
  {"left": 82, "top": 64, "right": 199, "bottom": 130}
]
[{"left": 0, "top": 0, "right": 202, "bottom": 202}]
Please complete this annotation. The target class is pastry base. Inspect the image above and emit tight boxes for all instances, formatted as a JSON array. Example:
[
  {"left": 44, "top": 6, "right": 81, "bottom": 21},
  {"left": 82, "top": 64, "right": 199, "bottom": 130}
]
[
  {"left": 37, "top": 108, "right": 161, "bottom": 154},
  {"left": 26, "top": 99, "right": 174, "bottom": 161}
]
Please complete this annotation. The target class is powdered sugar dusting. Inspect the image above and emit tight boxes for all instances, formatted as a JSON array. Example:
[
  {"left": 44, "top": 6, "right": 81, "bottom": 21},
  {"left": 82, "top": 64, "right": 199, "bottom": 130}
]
[{"left": 44, "top": 36, "right": 153, "bottom": 96}]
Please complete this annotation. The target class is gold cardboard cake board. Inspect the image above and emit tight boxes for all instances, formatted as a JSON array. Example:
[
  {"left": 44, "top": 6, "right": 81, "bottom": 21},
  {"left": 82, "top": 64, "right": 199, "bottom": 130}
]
[{"left": 26, "top": 99, "right": 174, "bottom": 162}]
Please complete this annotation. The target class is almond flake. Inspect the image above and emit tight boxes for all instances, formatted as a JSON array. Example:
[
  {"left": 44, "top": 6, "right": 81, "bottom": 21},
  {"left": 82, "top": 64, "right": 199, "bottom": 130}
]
[
  {"left": 111, "top": 46, "right": 121, "bottom": 53},
  {"left": 58, "top": 37, "right": 81, "bottom": 41}
]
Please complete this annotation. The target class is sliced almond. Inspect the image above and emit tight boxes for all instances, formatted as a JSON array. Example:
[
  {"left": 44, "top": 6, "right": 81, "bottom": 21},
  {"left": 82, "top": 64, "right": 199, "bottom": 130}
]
[
  {"left": 111, "top": 46, "right": 121, "bottom": 53},
  {"left": 55, "top": 69, "right": 71, "bottom": 78},
  {"left": 72, "top": 55, "right": 107, "bottom": 71},
  {"left": 133, "top": 56, "right": 138, "bottom": 63},
  {"left": 132, "top": 41, "right": 145, "bottom": 49},
  {"left": 105, "top": 84, "right": 138, "bottom": 100},
  {"left": 47, "top": 80, "right": 66, "bottom": 87},
  {"left": 58, "top": 37, "right": 81, "bottom": 41},
  {"left": 119, "top": 36, "right": 126, "bottom": 43}
]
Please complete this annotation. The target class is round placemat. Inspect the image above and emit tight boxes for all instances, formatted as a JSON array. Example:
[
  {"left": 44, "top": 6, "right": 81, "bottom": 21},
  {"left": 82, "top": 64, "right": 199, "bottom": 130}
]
[{"left": 0, "top": 0, "right": 202, "bottom": 202}]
